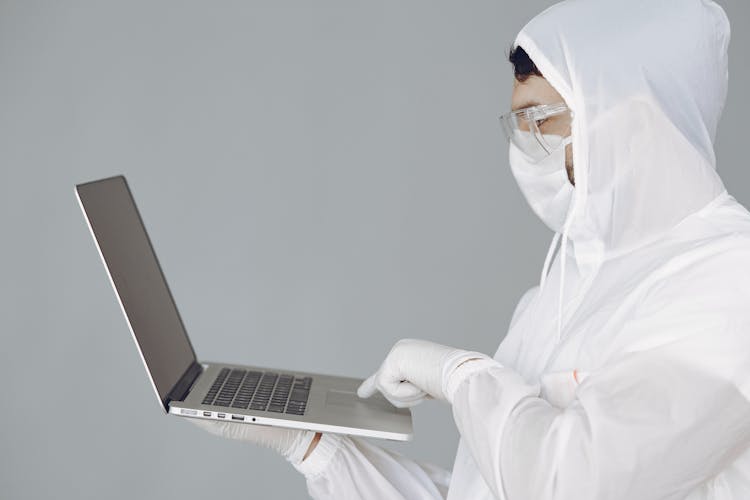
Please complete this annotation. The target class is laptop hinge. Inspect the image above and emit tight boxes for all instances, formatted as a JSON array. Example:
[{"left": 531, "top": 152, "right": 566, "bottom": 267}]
[{"left": 166, "top": 361, "right": 203, "bottom": 405}]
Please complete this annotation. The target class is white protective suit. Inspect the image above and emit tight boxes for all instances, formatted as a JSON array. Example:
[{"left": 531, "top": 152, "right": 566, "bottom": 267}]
[{"left": 292, "top": 0, "right": 750, "bottom": 498}]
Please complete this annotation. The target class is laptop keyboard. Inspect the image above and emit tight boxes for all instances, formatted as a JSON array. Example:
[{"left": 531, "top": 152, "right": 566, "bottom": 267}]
[{"left": 201, "top": 368, "right": 311, "bottom": 415}]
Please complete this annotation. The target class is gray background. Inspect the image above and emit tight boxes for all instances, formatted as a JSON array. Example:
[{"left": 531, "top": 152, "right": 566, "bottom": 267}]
[{"left": 1, "top": 1, "right": 747, "bottom": 498}]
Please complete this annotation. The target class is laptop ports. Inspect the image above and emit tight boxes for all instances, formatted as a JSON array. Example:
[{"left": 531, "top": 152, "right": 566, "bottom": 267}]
[
  {"left": 231, "top": 415, "right": 245, "bottom": 421},
  {"left": 217, "top": 413, "right": 226, "bottom": 419},
  {"left": 203, "top": 411, "right": 211, "bottom": 417}
]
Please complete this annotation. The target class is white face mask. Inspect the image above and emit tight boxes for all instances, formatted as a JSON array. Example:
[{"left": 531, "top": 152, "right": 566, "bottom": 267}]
[{"left": 508, "top": 133, "right": 574, "bottom": 233}]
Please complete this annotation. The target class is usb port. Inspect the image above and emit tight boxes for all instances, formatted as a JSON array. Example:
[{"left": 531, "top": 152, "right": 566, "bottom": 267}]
[
  {"left": 203, "top": 411, "right": 211, "bottom": 417},
  {"left": 231, "top": 415, "right": 244, "bottom": 421},
  {"left": 217, "top": 413, "right": 226, "bottom": 419}
]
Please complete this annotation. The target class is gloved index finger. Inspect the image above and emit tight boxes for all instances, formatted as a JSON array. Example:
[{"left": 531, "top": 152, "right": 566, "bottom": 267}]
[{"left": 357, "top": 374, "right": 378, "bottom": 399}]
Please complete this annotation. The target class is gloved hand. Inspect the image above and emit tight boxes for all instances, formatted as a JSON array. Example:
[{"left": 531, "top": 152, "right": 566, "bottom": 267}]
[
  {"left": 188, "top": 417, "right": 319, "bottom": 465},
  {"left": 356, "top": 338, "right": 491, "bottom": 408}
]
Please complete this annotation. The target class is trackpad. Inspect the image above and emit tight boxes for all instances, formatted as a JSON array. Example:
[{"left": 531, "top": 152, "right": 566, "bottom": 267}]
[{"left": 325, "top": 389, "right": 396, "bottom": 412}]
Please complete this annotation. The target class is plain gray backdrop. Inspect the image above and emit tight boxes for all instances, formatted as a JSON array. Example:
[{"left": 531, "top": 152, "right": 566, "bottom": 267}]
[{"left": 1, "top": 1, "right": 748, "bottom": 498}]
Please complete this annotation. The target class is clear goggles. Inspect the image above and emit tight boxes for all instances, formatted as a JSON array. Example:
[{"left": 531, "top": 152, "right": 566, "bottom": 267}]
[{"left": 499, "top": 103, "right": 574, "bottom": 162}]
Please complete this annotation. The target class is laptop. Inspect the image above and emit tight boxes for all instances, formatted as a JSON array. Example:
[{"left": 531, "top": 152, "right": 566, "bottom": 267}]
[{"left": 75, "top": 175, "right": 412, "bottom": 441}]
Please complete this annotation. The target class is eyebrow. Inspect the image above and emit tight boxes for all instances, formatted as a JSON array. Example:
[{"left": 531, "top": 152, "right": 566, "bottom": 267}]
[{"left": 511, "top": 100, "right": 542, "bottom": 112}]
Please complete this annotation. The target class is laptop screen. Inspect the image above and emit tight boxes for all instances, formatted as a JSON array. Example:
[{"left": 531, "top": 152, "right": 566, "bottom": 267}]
[{"left": 76, "top": 175, "right": 197, "bottom": 411}]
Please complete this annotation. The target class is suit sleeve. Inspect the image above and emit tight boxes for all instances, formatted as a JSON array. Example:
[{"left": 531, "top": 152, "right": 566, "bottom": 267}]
[
  {"left": 292, "top": 433, "right": 450, "bottom": 499},
  {"left": 446, "top": 248, "right": 750, "bottom": 500}
]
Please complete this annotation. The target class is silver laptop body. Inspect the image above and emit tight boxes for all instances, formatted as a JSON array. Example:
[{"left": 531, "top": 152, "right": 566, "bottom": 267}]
[{"left": 75, "top": 175, "right": 412, "bottom": 441}]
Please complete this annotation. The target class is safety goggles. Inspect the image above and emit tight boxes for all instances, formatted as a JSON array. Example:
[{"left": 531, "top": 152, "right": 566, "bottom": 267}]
[{"left": 499, "top": 103, "right": 573, "bottom": 162}]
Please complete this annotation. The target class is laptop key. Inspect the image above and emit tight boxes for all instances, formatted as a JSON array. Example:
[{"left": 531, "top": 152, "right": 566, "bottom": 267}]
[{"left": 205, "top": 370, "right": 312, "bottom": 415}]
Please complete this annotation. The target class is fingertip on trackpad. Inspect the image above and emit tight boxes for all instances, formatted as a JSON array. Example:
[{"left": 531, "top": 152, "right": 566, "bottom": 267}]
[{"left": 326, "top": 389, "right": 393, "bottom": 410}]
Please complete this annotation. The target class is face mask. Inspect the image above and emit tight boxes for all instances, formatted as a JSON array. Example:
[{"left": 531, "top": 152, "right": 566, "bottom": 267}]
[{"left": 509, "top": 133, "right": 574, "bottom": 233}]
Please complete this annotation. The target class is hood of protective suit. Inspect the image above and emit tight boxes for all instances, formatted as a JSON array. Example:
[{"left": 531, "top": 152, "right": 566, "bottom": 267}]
[
  {"left": 513, "top": 0, "right": 729, "bottom": 265},
  {"left": 511, "top": 0, "right": 732, "bottom": 341}
]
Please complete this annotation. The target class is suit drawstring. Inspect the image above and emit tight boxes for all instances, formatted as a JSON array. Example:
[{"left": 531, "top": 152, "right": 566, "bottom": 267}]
[
  {"left": 540, "top": 232, "right": 561, "bottom": 291},
  {"left": 557, "top": 226, "right": 570, "bottom": 343},
  {"left": 539, "top": 191, "right": 578, "bottom": 345}
]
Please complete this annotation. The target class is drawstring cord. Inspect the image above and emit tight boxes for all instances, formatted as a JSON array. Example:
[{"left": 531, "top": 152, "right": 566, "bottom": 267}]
[
  {"left": 539, "top": 183, "right": 578, "bottom": 344},
  {"left": 539, "top": 231, "right": 561, "bottom": 291},
  {"left": 556, "top": 176, "right": 579, "bottom": 344},
  {"left": 538, "top": 228, "right": 567, "bottom": 345},
  {"left": 557, "top": 218, "right": 572, "bottom": 343}
]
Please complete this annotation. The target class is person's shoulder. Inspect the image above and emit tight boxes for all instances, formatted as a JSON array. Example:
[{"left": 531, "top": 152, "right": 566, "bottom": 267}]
[
  {"left": 637, "top": 232, "right": 750, "bottom": 318},
  {"left": 655, "top": 192, "right": 750, "bottom": 292},
  {"left": 701, "top": 193, "right": 750, "bottom": 230}
]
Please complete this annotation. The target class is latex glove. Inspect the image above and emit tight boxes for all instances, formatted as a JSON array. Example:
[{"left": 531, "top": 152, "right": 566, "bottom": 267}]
[
  {"left": 188, "top": 417, "right": 318, "bottom": 465},
  {"left": 357, "top": 338, "right": 491, "bottom": 408}
]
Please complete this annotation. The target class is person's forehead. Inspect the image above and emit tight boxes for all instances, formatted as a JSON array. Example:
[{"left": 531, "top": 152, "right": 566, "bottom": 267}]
[{"left": 511, "top": 76, "right": 565, "bottom": 111}]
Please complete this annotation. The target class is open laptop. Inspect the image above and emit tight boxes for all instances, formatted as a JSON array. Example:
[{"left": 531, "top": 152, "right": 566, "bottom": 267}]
[{"left": 75, "top": 175, "right": 412, "bottom": 441}]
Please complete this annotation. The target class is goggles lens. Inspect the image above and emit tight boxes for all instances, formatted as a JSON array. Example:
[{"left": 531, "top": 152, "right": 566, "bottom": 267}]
[{"left": 499, "top": 103, "right": 573, "bottom": 162}]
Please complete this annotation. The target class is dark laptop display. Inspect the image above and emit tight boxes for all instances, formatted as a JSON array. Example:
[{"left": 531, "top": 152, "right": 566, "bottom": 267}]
[{"left": 76, "top": 176, "right": 197, "bottom": 409}]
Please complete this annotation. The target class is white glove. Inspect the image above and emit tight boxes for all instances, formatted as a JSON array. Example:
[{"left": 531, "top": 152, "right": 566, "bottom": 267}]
[
  {"left": 188, "top": 418, "right": 319, "bottom": 465},
  {"left": 356, "top": 338, "right": 491, "bottom": 408}
]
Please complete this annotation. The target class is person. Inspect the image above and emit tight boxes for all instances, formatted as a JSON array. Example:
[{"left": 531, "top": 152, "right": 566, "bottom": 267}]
[{"left": 191, "top": 0, "right": 750, "bottom": 498}]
